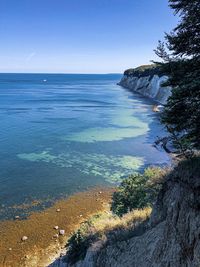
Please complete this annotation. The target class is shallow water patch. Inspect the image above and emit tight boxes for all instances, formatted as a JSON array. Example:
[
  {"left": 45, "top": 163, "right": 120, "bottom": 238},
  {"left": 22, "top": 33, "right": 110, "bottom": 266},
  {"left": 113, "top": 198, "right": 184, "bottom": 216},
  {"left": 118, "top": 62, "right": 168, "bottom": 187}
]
[
  {"left": 17, "top": 151, "right": 144, "bottom": 183},
  {"left": 62, "top": 125, "right": 149, "bottom": 143}
]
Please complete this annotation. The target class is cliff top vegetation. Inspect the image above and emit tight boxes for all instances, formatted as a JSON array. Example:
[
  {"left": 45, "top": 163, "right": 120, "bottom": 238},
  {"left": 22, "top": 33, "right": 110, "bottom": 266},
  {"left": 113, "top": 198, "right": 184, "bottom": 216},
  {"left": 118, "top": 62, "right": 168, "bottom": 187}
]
[{"left": 124, "top": 64, "right": 161, "bottom": 78}]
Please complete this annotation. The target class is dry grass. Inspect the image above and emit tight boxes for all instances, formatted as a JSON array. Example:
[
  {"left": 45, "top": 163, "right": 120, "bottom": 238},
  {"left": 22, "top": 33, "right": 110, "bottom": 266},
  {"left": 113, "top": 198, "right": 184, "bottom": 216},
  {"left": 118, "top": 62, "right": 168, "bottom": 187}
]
[
  {"left": 89, "top": 207, "right": 152, "bottom": 235},
  {"left": 66, "top": 207, "right": 152, "bottom": 264},
  {"left": 144, "top": 166, "right": 170, "bottom": 186}
]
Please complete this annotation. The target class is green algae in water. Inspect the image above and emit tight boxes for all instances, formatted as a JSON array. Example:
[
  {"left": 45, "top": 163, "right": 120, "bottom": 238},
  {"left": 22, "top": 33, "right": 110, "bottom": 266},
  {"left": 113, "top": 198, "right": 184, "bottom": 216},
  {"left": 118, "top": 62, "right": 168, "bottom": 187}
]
[
  {"left": 18, "top": 151, "right": 57, "bottom": 162},
  {"left": 17, "top": 151, "right": 144, "bottom": 183}
]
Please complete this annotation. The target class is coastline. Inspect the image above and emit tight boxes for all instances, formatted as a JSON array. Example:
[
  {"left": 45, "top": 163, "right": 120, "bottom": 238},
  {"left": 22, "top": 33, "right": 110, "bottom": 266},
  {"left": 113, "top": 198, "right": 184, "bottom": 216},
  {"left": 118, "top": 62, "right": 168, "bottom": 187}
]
[
  {"left": 118, "top": 68, "right": 172, "bottom": 105},
  {"left": 0, "top": 187, "right": 114, "bottom": 267},
  {"left": 0, "top": 72, "right": 172, "bottom": 267}
]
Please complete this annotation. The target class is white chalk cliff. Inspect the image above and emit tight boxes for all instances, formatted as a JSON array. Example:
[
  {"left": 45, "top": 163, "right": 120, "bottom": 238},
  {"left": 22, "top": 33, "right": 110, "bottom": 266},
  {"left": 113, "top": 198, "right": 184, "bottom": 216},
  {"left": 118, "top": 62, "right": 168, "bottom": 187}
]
[{"left": 118, "top": 68, "right": 172, "bottom": 105}]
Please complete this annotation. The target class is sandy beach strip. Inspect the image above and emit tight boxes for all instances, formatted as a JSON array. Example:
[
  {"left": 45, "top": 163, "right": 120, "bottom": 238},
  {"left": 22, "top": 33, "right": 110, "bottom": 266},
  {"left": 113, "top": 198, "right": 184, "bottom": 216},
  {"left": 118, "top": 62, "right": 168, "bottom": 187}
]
[{"left": 0, "top": 187, "right": 114, "bottom": 267}]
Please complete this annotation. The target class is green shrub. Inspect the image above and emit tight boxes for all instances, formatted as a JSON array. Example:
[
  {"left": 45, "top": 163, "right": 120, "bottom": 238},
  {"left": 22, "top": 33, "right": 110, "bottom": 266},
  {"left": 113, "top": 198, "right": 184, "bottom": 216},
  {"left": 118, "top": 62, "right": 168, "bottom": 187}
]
[
  {"left": 66, "top": 215, "right": 102, "bottom": 264},
  {"left": 66, "top": 167, "right": 166, "bottom": 263},
  {"left": 66, "top": 228, "right": 95, "bottom": 264},
  {"left": 111, "top": 167, "right": 165, "bottom": 217},
  {"left": 66, "top": 208, "right": 152, "bottom": 265}
]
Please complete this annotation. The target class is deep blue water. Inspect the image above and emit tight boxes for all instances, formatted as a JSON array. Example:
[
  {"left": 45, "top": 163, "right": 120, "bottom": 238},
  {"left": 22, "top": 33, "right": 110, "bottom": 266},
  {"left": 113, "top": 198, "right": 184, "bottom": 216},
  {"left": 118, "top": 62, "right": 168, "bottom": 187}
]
[{"left": 0, "top": 73, "right": 170, "bottom": 219}]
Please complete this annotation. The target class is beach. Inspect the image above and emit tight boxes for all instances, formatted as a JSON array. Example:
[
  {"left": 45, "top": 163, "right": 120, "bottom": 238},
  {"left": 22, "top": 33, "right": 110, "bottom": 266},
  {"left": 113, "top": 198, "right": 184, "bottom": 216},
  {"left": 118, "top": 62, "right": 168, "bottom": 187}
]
[{"left": 0, "top": 187, "right": 114, "bottom": 267}]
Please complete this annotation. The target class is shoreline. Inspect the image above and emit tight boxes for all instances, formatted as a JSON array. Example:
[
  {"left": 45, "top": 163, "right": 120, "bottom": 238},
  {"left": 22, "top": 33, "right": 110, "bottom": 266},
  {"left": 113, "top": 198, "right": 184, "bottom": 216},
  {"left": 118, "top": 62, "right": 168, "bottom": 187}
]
[
  {"left": 1, "top": 74, "right": 172, "bottom": 267},
  {"left": 0, "top": 187, "right": 115, "bottom": 267}
]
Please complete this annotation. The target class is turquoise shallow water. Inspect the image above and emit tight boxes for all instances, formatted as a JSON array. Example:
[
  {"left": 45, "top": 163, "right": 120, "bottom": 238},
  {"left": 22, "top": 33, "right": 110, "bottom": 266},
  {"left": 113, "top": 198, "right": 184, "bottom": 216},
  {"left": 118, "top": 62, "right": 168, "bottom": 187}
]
[{"left": 0, "top": 73, "right": 170, "bottom": 219}]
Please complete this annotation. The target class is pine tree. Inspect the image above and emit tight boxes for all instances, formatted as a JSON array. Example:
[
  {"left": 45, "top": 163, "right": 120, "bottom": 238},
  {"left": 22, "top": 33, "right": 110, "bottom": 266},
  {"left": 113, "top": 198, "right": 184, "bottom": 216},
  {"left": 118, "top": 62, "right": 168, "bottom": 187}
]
[
  {"left": 167, "top": 0, "right": 200, "bottom": 58},
  {"left": 155, "top": 0, "right": 200, "bottom": 153}
]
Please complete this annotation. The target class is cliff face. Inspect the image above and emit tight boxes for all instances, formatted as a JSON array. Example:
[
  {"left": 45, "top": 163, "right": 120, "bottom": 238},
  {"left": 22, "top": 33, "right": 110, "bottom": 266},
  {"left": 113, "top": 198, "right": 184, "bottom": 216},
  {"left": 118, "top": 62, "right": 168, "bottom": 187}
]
[
  {"left": 91, "top": 158, "right": 200, "bottom": 267},
  {"left": 53, "top": 158, "right": 200, "bottom": 267},
  {"left": 118, "top": 65, "right": 172, "bottom": 104}
]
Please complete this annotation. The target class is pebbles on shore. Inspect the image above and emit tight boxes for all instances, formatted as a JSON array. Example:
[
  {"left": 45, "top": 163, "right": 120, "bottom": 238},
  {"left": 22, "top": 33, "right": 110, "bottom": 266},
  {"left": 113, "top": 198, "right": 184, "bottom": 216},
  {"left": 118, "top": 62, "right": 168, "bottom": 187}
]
[
  {"left": 59, "top": 230, "right": 65, "bottom": 236},
  {"left": 21, "top": 236, "right": 28, "bottom": 241},
  {"left": 0, "top": 187, "right": 114, "bottom": 267}
]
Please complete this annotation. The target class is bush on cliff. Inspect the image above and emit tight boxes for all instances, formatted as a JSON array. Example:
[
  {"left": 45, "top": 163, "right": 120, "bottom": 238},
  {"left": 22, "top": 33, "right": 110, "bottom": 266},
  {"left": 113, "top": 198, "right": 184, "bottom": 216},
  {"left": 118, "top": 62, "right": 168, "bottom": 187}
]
[
  {"left": 66, "top": 228, "right": 96, "bottom": 264},
  {"left": 65, "top": 167, "right": 164, "bottom": 264},
  {"left": 111, "top": 167, "right": 166, "bottom": 217},
  {"left": 65, "top": 208, "right": 151, "bottom": 265}
]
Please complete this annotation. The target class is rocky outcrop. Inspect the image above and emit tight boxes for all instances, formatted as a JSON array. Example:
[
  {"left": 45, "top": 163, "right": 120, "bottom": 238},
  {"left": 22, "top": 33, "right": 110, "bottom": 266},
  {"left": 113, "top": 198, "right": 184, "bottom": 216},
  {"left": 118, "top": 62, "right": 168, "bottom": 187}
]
[
  {"left": 118, "top": 65, "right": 172, "bottom": 104},
  {"left": 53, "top": 157, "right": 200, "bottom": 267}
]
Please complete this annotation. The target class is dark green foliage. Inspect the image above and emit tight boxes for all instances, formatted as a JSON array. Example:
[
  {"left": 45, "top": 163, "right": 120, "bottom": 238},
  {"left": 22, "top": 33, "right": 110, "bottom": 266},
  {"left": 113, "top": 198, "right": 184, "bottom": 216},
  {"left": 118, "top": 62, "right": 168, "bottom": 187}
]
[
  {"left": 155, "top": 0, "right": 200, "bottom": 153},
  {"left": 167, "top": 0, "right": 200, "bottom": 58},
  {"left": 161, "top": 59, "right": 200, "bottom": 152},
  {"left": 66, "top": 229, "right": 95, "bottom": 264},
  {"left": 111, "top": 174, "right": 148, "bottom": 216},
  {"left": 124, "top": 64, "right": 161, "bottom": 78},
  {"left": 65, "top": 168, "right": 165, "bottom": 263},
  {"left": 111, "top": 168, "right": 164, "bottom": 217}
]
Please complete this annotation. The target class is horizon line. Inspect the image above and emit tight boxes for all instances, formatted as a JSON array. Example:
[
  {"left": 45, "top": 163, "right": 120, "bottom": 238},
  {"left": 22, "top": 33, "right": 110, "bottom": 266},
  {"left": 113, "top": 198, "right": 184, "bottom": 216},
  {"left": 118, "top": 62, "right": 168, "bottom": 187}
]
[{"left": 0, "top": 72, "right": 123, "bottom": 75}]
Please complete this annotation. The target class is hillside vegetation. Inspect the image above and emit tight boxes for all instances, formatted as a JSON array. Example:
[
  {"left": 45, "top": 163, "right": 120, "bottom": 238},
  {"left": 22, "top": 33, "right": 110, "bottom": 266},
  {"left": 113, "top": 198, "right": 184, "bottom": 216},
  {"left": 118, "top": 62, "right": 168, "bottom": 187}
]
[
  {"left": 124, "top": 64, "right": 161, "bottom": 78},
  {"left": 64, "top": 167, "right": 166, "bottom": 265},
  {"left": 61, "top": 157, "right": 200, "bottom": 267}
]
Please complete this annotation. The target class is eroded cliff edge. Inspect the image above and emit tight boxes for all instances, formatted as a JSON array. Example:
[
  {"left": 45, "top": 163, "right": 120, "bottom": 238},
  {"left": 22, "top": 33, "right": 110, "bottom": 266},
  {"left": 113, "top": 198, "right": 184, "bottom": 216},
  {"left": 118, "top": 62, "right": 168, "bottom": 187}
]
[
  {"left": 118, "top": 65, "right": 172, "bottom": 104},
  {"left": 90, "top": 158, "right": 200, "bottom": 267},
  {"left": 51, "top": 157, "right": 200, "bottom": 267}
]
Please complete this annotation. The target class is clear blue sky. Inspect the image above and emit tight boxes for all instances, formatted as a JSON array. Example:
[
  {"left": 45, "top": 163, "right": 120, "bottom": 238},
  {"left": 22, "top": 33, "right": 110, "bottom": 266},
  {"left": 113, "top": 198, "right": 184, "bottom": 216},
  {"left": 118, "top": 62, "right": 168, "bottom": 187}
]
[{"left": 0, "top": 0, "right": 177, "bottom": 73}]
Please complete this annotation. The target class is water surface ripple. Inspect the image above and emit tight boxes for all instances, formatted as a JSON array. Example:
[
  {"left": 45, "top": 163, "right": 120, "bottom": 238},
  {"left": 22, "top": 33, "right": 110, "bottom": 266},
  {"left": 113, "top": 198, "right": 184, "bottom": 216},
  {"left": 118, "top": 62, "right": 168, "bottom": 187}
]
[{"left": 0, "top": 73, "right": 170, "bottom": 219}]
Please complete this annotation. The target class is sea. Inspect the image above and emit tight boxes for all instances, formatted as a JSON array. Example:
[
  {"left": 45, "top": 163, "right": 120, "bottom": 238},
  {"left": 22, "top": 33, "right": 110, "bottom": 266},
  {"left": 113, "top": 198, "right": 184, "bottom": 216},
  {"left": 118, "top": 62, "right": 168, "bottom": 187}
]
[{"left": 0, "top": 73, "right": 170, "bottom": 220}]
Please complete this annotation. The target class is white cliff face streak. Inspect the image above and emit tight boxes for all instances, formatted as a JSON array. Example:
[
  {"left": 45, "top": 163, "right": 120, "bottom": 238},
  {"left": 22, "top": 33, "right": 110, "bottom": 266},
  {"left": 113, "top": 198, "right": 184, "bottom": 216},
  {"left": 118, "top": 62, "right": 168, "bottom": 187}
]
[{"left": 118, "top": 73, "right": 172, "bottom": 105}]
